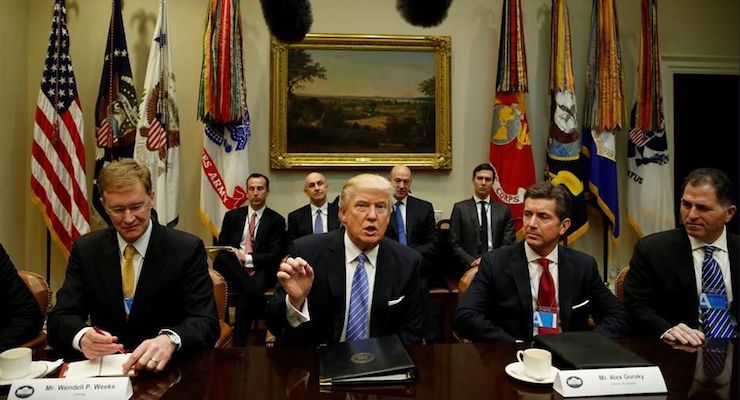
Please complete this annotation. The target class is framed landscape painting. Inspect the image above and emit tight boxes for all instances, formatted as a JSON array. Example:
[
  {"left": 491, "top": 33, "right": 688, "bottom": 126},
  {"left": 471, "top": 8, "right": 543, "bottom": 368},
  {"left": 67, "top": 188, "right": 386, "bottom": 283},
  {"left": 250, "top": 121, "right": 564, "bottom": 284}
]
[{"left": 270, "top": 34, "right": 451, "bottom": 169}]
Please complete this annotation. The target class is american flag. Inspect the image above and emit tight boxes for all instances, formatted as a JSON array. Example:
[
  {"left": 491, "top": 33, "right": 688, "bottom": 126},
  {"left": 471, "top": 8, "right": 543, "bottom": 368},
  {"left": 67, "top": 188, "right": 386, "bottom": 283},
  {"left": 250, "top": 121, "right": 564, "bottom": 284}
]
[
  {"left": 30, "top": 0, "right": 90, "bottom": 256},
  {"left": 628, "top": 127, "right": 652, "bottom": 148}
]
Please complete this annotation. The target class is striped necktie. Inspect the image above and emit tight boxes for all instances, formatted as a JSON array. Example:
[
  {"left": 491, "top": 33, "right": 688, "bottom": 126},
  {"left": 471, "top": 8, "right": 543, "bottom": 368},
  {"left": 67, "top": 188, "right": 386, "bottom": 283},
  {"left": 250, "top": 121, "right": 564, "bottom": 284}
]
[
  {"left": 346, "top": 254, "right": 369, "bottom": 341},
  {"left": 701, "top": 246, "right": 736, "bottom": 338}
]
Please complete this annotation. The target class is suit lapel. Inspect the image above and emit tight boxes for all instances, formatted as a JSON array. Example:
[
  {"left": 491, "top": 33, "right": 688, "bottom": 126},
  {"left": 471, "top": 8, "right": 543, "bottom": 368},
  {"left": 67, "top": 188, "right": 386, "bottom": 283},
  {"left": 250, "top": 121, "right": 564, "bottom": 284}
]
[
  {"left": 674, "top": 231, "right": 697, "bottom": 303},
  {"left": 302, "top": 206, "right": 312, "bottom": 234},
  {"left": 327, "top": 203, "right": 340, "bottom": 230},
  {"left": 404, "top": 197, "right": 415, "bottom": 239},
  {"left": 512, "top": 243, "right": 534, "bottom": 337},
  {"left": 466, "top": 199, "right": 480, "bottom": 231},
  {"left": 326, "top": 231, "right": 347, "bottom": 342},
  {"left": 370, "top": 242, "right": 393, "bottom": 337},
  {"left": 98, "top": 228, "right": 127, "bottom": 326},
  {"left": 254, "top": 209, "right": 270, "bottom": 249},
  {"left": 556, "top": 247, "right": 574, "bottom": 330},
  {"left": 129, "top": 224, "right": 166, "bottom": 327}
]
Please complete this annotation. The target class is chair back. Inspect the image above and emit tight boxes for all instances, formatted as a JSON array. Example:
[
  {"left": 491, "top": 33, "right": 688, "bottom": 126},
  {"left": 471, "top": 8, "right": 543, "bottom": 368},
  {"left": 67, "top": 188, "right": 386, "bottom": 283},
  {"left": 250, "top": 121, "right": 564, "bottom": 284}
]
[
  {"left": 458, "top": 266, "right": 479, "bottom": 300},
  {"left": 615, "top": 266, "right": 630, "bottom": 303},
  {"left": 208, "top": 268, "right": 233, "bottom": 348},
  {"left": 18, "top": 271, "right": 51, "bottom": 317}
]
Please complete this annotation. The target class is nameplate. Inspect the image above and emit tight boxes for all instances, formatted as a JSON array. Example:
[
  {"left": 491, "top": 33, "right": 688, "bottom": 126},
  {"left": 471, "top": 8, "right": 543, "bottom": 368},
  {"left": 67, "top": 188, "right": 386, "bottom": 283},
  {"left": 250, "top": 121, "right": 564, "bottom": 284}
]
[
  {"left": 553, "top": 366, "right": 666, "bottom": 397},
  {"left": 8, "top": 377, "right": 132, "bottom": 400}
]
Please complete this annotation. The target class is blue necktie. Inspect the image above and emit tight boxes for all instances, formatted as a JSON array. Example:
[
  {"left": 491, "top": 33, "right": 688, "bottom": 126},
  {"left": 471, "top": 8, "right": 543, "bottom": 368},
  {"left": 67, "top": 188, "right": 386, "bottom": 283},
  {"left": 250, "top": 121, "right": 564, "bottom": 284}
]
[
  {"left": 394, "top": 202, "right": 407, "bottom": 246},
  {"left": 346, "top": 254, "right": 369, "bottom": 341},
  {"left": 701, "top": 246, "right": 736, "bottom": 338},
  {"left": 314, "top": 209, "right": 323, "bottom": 234}
]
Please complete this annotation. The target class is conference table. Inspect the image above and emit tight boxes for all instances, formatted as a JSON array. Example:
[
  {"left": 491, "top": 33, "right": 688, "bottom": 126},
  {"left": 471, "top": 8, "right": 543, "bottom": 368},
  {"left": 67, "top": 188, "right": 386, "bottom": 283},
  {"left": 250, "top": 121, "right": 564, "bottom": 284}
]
[{"left": 2, "top": 338, "right": 737, "bottom": 399}]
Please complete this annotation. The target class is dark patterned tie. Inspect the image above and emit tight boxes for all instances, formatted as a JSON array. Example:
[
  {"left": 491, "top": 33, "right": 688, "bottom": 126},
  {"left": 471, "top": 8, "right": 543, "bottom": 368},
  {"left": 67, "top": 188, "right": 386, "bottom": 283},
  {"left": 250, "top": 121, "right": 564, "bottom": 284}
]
[
  {"left": 701, "top": 246, "right": 735, "bottom": 338},
  {"left": 479, "top": 201, "right": 489, "bottom": 255}
]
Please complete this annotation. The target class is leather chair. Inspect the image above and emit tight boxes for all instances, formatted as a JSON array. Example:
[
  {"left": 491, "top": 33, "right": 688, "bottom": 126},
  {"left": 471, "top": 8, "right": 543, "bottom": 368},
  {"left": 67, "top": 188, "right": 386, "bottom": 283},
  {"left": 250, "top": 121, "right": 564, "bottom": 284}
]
[
  {"left": 457, "top": 266, "right": 479, "bottom": 300},
  {"left": 615, "top": 266, "right": 630, "bottom": 303},
  {"left": 208, "top": 269, "right": 233, "bottom": 348},
  {"left": 18, "top": 271, "right": 51, "bottom": 353}
]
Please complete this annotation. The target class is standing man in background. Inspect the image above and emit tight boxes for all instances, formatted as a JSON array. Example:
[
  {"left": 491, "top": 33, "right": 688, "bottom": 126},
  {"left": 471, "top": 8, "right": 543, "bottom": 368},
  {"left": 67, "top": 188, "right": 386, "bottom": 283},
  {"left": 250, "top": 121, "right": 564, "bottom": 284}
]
[{"left": 287, "top": 172, "right": 339, "bottom": 243}]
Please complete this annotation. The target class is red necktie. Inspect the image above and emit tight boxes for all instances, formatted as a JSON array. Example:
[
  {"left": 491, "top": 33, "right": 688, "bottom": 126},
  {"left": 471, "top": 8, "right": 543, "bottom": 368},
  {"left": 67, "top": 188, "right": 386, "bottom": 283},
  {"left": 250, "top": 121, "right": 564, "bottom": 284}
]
[
  {"left": 537, "top": 258, "right": 558, "bottom": 335},
  {"left": 245, "top": 212, "right": 257, "bottom": 276}
]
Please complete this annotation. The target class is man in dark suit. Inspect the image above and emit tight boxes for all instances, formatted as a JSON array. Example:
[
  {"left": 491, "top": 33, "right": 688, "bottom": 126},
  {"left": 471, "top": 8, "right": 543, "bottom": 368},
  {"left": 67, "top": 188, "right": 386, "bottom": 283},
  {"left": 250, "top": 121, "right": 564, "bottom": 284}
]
[
  {"left": 454, "top": 182, "right": 628, "bottom": 342},
  {"left": 625, "top": 168, "right": 738, "bottom": 347},
  {"left": 385, "top": 165, "right": 439, "bottom": 283},
  {"left": 287, "top": 172, "right": 339, "bottom": 242},
  {"left": 0, "top": 244, "right": 44, "bottom": 352},
  {"left": 266, "top": 174, "right": 425, "bottom": 346},
  {"left": 450, "top": 163, "right": 515, "bottom": 275},
  {"left": 48, "top": 159, "right": 218, "bottom": 373},
  {"left": 215, "top": 173, "right": 286, "bottom": 345}
]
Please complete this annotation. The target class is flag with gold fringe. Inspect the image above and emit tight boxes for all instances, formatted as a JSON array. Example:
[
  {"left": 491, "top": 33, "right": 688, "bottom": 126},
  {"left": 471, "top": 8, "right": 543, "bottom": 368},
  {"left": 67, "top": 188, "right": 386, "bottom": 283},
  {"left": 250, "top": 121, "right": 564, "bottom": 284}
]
[
  {"left": 627, "top": 0, "right": 674, "bottom": 237},
  {"left": 546, "top": 0, "right": 588, "bottom": 243},
  {"left": 92, "top": 0, "right": 139, "bottom": 225},
  {"left": 489, "top": 0, "right": 536, "bottom": 233},
  {"left": 581, "top": 0, "right": 626, "bottom": 239},
  {"left": 134, "top": 0, "right": 181, "bottom": 227},
  {"left": 198, "top": 0, "right": 251, "bottom": 236}
]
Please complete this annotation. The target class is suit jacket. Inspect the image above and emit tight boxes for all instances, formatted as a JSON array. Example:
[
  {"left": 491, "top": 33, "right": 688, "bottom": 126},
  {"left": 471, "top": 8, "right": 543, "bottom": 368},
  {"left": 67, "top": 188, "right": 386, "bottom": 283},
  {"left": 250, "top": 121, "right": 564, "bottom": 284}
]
[
  {"left": 624, "top": 227, "right": 739, "bottom": 338},
  {"left": 450, "top": 198, "right": 515, "bottom": 270},
  {"left": 287, "top": 202, "right": 340, "bottom": 243},
  {"left": 218, "top": 206, "right": 287, "bottom": 274},
  {"left": 47, "top": 224, "right": 219, "bottom": 355},
  {"left": 454, "top": 242, "right": 629, "bottom": 342},
  {"left": 385, "top": 195, "right": 438, "bottom": 261},
  {"left": 0, "top": 244, "right": 44, "bottom": 352},
  {"left": 265, "top": 229, "right": 425, "bottom": 346}
]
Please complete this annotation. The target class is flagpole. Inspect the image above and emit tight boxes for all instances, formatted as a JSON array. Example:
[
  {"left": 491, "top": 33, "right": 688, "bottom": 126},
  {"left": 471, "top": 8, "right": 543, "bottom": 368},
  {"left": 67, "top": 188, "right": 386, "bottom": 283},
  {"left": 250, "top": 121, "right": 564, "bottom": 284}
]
[{"left": 46, "top": 230, "right": 51, "bottom": 287}]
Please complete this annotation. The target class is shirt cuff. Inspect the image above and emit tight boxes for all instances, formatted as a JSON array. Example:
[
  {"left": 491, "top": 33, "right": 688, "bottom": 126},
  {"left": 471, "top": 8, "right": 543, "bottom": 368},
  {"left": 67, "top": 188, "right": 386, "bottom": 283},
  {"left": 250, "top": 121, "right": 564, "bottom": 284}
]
[
  {"left": 659, "top": 327, "right": 672, "bottom": 340},
  {"left": 73, "top": 327, "right": 93, "bottom": 351},
  {"left": 244, "top": 254, "right": 254, "bottom": 268},
  {"left": 285, "top": 294, "right": 310, "bottom": 328},
  {"left": 159, "top": 329, "right": 182, "bottom": 351}
]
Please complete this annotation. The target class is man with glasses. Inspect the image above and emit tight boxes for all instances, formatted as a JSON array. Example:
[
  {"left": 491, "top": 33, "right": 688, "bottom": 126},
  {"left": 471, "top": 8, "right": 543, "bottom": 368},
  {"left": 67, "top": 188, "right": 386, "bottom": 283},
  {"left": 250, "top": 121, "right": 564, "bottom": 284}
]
[
  {"left": 48, "top": 159, "right": 218, "bottom": 374},
  {"left": 266, "top": 174, "right": 425, "bottom": 346}
]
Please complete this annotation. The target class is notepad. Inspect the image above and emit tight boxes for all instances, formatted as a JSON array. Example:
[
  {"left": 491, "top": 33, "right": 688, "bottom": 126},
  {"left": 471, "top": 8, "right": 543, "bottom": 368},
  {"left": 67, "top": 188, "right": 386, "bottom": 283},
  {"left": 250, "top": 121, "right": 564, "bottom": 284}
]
[{"left": 63, "top": 354, "right": 134, "bottom": 378}]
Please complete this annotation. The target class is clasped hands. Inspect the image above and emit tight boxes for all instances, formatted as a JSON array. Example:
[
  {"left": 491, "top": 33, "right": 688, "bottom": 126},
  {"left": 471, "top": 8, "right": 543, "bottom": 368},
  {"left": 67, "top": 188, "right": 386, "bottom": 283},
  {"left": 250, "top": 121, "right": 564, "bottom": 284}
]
[
  {"left": 80, "top": 327, "right": 176, "bottom": 374},
  {"left": 277, "top": 256, "right": 315, "bottom": 310}
]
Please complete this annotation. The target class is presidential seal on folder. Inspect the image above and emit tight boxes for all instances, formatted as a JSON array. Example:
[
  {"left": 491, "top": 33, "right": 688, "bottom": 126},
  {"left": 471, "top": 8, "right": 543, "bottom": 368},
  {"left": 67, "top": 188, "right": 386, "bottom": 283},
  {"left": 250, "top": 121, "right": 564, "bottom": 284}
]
[{"left": 318, "top": 335, "right": 415, "bottom": 386}]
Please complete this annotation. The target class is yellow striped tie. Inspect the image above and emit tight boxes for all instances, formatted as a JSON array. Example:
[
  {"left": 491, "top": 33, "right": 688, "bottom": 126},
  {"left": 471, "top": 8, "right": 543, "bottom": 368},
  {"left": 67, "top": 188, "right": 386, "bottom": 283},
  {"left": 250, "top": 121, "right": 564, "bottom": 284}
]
[{"left": 122, "top": 245, "right": 136, "bottom": 298}]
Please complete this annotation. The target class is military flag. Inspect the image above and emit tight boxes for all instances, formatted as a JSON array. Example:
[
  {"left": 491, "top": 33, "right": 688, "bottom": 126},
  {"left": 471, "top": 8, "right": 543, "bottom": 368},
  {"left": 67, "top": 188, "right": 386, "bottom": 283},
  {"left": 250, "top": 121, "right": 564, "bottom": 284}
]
[
  {"left": 30, "top": 0, "right": 90, "bottom": 256},
  {"left": 134, "top": 0, "right": 181, "bottom": 227},
  {"left": 489, "top": 0, "right": 536, "bottom": 233},
  {"left": 92, "top": 0, "right": 139, "bottom": 224},
  {"left": 581, "top": 0, "right": 626, "bottom": 239},
  {"left": 627, "top": 0, "right": 674, "bottom": 237},
  {"left": 198, "top": 0, "right": 251, "bottom": 235},
  {"left": 546, "top": 0, "right": 588, "bottom": 243}
]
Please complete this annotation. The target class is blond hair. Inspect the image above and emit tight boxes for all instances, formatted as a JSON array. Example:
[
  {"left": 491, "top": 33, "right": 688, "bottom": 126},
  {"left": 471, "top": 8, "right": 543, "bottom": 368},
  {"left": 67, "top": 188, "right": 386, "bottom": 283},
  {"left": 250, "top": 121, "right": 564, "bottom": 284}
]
[
  {"left": 339, "top": 174, "right": 393, "bottom": 210},
  {"left": 97, "top": 159, "right": 152, "bottom": 195}
]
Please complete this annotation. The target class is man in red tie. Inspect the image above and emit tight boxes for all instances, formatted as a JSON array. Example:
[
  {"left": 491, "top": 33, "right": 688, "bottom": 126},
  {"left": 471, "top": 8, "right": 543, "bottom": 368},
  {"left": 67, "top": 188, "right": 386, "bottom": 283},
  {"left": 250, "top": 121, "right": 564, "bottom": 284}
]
[
  {"left": 215, "top": 173, "right": 286, "bottom": 346},
  {"left": 454, "top": 182, "right": 628, "bottom": 342}
]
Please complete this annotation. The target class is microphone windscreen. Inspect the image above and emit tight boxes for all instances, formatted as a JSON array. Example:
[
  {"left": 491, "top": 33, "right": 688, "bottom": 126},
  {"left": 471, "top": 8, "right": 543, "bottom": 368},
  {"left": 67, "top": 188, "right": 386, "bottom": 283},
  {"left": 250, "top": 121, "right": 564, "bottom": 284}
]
[
  {"left": 396, "top": 0, "right": 452, "bottom": 28},
  {"left": 260, "top": 0, "right": 313, "bottom": 43}
]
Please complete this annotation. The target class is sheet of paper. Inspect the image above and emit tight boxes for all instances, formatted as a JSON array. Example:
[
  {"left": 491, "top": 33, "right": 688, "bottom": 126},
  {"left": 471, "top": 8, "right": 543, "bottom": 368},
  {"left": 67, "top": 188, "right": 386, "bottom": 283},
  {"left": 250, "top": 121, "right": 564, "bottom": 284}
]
[{"left": 64, "top": 354, "right": 132, "bottom": 378}]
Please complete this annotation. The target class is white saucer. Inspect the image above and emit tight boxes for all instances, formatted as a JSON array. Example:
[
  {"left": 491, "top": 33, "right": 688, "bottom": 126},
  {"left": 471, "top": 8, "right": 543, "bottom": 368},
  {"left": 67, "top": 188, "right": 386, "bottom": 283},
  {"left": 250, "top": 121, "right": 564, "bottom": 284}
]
[
  {"left": 0, "top": 362, "right": 49, "bottom": 385},
  {"left": 505, "top": 361, "right": 558, "bottom": 385}
]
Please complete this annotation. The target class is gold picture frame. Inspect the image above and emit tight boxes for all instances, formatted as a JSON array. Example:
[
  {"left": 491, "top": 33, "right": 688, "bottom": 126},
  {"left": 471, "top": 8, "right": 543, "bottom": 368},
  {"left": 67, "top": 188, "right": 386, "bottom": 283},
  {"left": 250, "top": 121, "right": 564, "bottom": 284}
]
[{"left": 270, "top": 34, "right": 451, "bottom": 169}]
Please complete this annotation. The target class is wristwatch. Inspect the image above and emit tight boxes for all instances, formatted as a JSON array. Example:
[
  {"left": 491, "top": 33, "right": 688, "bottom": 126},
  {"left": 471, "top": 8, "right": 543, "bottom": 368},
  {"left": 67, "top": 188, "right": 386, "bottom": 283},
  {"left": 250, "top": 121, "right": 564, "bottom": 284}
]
[{"left": 158, "top": 330, "right": 181, "bottom": 350}]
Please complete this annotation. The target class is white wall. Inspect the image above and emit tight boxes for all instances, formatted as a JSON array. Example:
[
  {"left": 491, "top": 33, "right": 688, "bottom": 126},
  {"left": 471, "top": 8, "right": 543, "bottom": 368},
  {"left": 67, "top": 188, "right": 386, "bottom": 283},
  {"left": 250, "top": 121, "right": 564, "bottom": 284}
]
[{"left": 1, "top": 0, "right": 738, "bottom": 291}]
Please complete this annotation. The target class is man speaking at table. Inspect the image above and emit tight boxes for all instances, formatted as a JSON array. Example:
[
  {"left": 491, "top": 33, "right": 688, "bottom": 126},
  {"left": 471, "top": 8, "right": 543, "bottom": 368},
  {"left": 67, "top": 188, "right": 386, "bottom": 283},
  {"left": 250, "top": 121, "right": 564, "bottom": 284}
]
[
  {"left": 454, "top": 182, "right": 628, "bottom": 342},
  {"left": 266, "top": 174, "right": 425, "bottom": 346},
  {"left": 48, "top": 159, "right": 218, "bottom": 373}
]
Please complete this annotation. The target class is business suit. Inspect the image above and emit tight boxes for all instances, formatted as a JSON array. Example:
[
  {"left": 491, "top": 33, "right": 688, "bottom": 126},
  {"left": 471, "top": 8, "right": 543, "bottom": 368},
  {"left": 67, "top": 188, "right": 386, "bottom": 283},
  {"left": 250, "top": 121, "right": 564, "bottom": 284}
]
[
  {"left": 47, "top": 224, "right": 218, "bottom": 355},
  {"left": 624, "top": 227, "right": 739, "bottom": 338},
  {"left": 385, "top": 196, "right": 439, "bottom": 278},
  {"left": 215, "top": 206, "right": 286, "bottom": 345},
  {"left": 0, "top": 244, "right": 44, "bottom": 352},
  {"left": 265, "top": 229, "right": 425, "bottom": 346},
  {"left": 450, "top": 198, "right": 515, "bottom": 272},
  {"left": 287, "top": 202, "right": 340, "bottom": 242},
  {"left": 454, "top": 242, "right": 629, "bottom": 342}
]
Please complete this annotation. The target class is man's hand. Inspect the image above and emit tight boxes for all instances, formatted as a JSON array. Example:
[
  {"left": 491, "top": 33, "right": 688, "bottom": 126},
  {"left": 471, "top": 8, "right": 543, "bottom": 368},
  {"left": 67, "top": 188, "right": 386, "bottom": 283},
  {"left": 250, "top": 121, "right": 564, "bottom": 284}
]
[
  {"left": 470, "top": 257, "right": 481, "bottom": 269},
  {"left": 234, "top": 248, "right": 247, "bottom": 264},
  {"left": 122, "top": 334, "right": 176, "bottom": 374},
  {"left": 662, "top": 323, "right": 705, "bottom": 347},
  {"left": 277, "top": 257, "right": 314, "bottom": 310},
  {"left": 80, "top": 328, "right": 124, "bottom": 360}
]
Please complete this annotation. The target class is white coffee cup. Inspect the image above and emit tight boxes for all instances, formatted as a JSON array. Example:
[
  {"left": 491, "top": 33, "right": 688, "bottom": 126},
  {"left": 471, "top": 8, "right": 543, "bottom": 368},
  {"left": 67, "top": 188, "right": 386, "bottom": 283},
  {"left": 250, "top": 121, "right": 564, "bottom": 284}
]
[
  {"left": 516, "top": 348, "right": 552, "bottom": 380},
  {"left": 0, "top": 347, "right": 32, "bottom": 380}
]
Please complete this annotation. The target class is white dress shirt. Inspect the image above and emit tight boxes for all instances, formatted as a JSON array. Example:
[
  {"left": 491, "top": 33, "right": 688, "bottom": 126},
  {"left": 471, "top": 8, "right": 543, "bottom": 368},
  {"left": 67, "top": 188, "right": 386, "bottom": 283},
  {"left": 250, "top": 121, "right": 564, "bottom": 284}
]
[
  {"left": 524, "top": 242, "right": 560, "bottom": 337},
  {"left": 309, "top": 202, "right": 329, "bottom": 234},
  {"left": 475, "top": 195, "right": 493, "bottom": 252}
]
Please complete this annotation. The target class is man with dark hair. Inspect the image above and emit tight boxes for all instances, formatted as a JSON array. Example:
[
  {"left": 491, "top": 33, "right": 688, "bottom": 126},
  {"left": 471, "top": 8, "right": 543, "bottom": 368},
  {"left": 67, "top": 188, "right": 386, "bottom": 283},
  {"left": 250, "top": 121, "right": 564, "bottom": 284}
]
[
  {"left": 0, "top": 244, "right": 44, "bottom": 352},
  {"left": 266, "top": 174, "right": 424, "bottom": 346},
  {"left": 287, "top": 172, "right": 340, "bottom": 242},
  {"left": 625, "top": 168, "right": 738, "bottom": 347},
  {"left": 454, "top": 181, "right": 628, "bottom": 342},
  {"left": 215, "top": 172, "right": 286, "bottom": 346},
  {"left": 449, "top": 163, "right": 515, "bottom": 274},
  {"left": 48, "top": 159, "right": 218, "bottom": 373}
]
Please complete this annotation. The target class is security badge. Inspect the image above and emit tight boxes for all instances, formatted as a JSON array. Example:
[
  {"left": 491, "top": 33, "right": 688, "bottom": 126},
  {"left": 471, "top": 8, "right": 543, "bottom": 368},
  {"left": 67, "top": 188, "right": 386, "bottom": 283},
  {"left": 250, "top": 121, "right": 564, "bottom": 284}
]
[
  {"left": 533, "top": 306, "right": 559, "bottom": 329},
  {"left": 699, "top": 291, "right": 728, "bottom": 310},
  {"left": 124, "top": 297, "right": 134, "bottom": 315}
]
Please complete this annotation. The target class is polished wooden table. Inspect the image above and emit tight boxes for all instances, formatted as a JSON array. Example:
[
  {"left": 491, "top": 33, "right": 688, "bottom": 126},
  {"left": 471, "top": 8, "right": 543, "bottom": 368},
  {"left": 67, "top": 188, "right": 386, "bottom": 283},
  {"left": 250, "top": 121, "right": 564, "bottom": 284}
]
[{"left": 2, "top": 339, "right": 736, "bottom": 399}]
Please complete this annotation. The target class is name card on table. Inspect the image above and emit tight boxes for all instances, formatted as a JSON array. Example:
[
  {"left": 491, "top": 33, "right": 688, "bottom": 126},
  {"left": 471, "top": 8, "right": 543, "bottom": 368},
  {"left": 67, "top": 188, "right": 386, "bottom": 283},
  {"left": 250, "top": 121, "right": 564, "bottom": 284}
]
[
  {"left": 8, "top": 377, "right": 132, "bottom": 400},
  {"left": 553, "top": 366, "right": 666, "bottom": 397}
]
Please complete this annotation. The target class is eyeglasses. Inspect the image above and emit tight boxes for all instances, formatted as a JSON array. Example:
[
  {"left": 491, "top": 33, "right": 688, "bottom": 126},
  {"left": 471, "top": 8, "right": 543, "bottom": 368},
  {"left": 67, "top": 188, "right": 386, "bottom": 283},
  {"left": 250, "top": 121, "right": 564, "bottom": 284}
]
[{"left": 106, "top": 200, "right": 151, "bottom": 216}]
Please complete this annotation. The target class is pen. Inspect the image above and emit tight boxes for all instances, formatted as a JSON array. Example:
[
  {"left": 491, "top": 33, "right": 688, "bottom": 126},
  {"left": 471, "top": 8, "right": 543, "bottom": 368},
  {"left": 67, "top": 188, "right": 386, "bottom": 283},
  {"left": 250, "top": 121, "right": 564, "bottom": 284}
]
[{"left": 92, "top": 326, "right": 126, "bottom": 354}]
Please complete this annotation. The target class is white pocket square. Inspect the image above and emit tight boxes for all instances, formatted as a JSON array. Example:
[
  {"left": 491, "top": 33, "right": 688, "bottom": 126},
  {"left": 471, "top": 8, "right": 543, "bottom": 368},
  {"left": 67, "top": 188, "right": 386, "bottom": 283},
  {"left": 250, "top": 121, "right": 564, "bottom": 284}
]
[
  {"left": 572, "top": 299, "right": 590, "bottom": 309},
  {"left": 387, "top": 296, "right": 405, "bottom": 306}
]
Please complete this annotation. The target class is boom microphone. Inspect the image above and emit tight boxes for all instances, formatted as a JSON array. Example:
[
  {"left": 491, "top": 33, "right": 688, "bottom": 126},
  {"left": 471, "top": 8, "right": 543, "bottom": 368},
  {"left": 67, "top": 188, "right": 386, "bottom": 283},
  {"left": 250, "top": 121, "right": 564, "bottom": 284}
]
[
  {"left": 396, "top": 0, "right": 453, "bottom": 28},
  {"left": 260, "top": 0, "right": 313, "bottom": 43}
]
